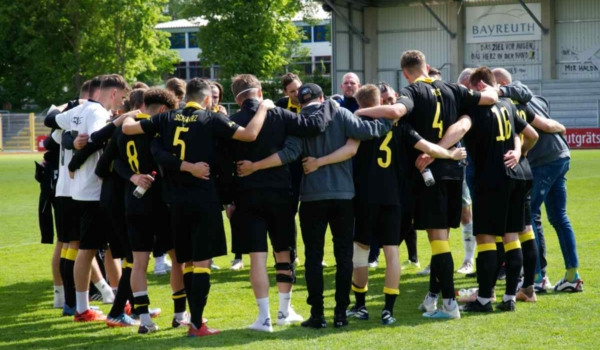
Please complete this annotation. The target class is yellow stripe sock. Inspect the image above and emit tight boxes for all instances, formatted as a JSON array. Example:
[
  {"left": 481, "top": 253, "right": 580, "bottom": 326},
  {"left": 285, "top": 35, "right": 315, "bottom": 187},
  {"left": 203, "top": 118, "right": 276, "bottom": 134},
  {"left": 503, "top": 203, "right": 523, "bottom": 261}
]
[
  {"left": 504, "top": 240, "right": 521, "bottom": 252},
  {"left": 477, "top": 243, "right": 497, "bottom": 253},
  {"left": 60, "top": 249, "right": 68, "bottom": 259},
  {"left": 193, "top": 267, "right": 211, "bottom": 275},
  {"left": 66, "top": 248, "right": 78, "bottom": 261},
  {"left": 495, "top": 236, "right": 503, "bottom": 243},
  {"left": 383, "top": 287, "right": 400, "bottom": 295},
  {"left": 431, "top": 240, "right": 450, "bottom": 255},
  {"left": 172, "top": 293, "right": 187, "bottom": 300},
  {"left": 352, "top": 284, "right": 368, "bottom": 293},
  {"left": 519, "top": 231, "right": 535, "bottom": 243},
  {"left": 183, "top": 266, "right": 194, "bottom": 274}
]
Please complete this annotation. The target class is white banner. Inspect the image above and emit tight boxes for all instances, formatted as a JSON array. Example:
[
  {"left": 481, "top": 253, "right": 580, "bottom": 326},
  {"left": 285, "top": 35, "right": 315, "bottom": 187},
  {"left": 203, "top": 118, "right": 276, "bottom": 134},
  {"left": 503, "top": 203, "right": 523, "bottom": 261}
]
[{"left": 466, "top": 4, "right": 542, "bottom": 44}]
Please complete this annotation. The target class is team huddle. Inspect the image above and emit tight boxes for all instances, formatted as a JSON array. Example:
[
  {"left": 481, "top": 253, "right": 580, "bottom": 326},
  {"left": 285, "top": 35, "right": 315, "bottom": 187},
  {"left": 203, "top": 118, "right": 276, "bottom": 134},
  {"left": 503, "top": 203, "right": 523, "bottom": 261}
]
[{"left": 40, "top": 49, "right": 583, "bottom": 338}]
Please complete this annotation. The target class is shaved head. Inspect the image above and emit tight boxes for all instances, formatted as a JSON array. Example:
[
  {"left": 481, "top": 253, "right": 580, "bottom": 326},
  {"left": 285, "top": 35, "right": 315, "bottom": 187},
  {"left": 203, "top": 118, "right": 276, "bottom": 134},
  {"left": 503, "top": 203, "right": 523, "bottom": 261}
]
[
  {"left": 341, "top": 72, "right": 361, "bottom": 98},
  {"left": 457, "top": 68, "right": 473, "bottom": 86},
  {"left": 493, "top": 68, "right": 513, "bottom": 86}
]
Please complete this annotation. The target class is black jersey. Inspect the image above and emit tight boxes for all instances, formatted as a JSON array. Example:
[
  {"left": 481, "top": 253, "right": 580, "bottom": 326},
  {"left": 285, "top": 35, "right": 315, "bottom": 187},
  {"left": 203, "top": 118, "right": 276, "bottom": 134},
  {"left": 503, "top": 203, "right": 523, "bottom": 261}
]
[
  {"left": 116, "top": 114, "right": 163, "bottom": 214},
  {"left": 275, "top": 96, "right": 301, "bottom": 114},
  {"left": 354, "top": 119, "right": 422, "bottom": 205},
  {"left": 140, "top": 103, "right": 240, "bottom": 205},
  {"left": 511, "top": 99, "right": 535, "bottom": 181},
  {"left": 464, "top": 99, "right": 529, "bottom": 186},
  {"left": 228, "top": 99, "right": 322, "bottom": 191},
  {"left": 397, "top": 77, "right": 482, "bottom": 180}
]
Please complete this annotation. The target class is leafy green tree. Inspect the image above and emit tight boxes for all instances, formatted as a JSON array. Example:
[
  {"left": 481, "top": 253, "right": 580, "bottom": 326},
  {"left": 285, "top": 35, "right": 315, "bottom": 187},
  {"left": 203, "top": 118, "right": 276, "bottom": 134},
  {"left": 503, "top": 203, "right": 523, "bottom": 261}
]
[{"left": 184, "top": 0, "right": 304, "bottom": 79}]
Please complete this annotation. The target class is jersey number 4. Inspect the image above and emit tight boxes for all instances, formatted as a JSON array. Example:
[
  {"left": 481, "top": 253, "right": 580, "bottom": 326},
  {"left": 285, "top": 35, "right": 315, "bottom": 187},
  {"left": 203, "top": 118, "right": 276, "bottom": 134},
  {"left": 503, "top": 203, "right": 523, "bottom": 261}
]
[
  {"left": 431, "top": 89, "right": 443, "bottom": 139},
  {"left": 173, "top": 126, "right": 189, "bottom": 160},
  {"left": 378, "top": 131, "right": 393, "bottom": 168},
  {"left": 492, "top": 106, "right": 512, "bottom": 142}
]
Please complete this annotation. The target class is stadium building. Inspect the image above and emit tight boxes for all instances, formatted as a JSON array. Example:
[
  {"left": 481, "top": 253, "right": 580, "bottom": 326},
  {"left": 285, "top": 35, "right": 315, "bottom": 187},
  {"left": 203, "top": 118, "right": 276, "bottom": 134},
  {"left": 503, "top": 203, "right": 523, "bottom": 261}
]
[{"left": 327, "top": 0, "right": 600, "bottom": 128}]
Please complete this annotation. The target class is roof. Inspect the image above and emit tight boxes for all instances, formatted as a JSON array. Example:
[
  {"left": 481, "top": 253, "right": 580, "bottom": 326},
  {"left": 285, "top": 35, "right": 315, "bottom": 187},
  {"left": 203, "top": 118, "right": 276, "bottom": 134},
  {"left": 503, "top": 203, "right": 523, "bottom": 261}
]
[{"left": 155, "top": 18, "right": 207, "bottom": 29}]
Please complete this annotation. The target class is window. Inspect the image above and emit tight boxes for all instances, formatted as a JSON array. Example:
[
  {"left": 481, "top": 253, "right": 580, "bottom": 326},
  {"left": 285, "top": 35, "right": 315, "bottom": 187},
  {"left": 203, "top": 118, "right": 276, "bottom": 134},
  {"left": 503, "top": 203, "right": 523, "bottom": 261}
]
[
  {"left": 314, "top": 56, "right": 331, "bottom": 75},
  {"left": 300, "top": 26, "right": 312, "bottom": 43},
  {"left": 314, "top": 25, "right": 328, "bottom": 42},
  {"left": 213, "top": 66, "right": 221, "bottom": 80},
  {"left": 188, "top": 32, "right": 198, "bottom": 48},
  {"left": 290, "top": 57, "right": 313, "bottom": 75},
  {"left": 189, "top": 62, "right": 210, "bottom": 79},
  {"left": 172, "top": 62, "right": 187, "bottom": 79},
  {"left": 169, "top": 32, "right": 186, "bottom": 49}
]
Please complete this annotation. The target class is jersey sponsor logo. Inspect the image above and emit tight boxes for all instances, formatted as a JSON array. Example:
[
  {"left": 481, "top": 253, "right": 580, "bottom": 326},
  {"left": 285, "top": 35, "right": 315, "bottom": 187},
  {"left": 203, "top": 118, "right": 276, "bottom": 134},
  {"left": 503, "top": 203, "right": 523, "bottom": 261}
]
[
  {"left": 72, "top": 116, "right": 83, "bottom": 125},
  {"left": 228, "top": 121, "right": 236, "bottom": 128}
]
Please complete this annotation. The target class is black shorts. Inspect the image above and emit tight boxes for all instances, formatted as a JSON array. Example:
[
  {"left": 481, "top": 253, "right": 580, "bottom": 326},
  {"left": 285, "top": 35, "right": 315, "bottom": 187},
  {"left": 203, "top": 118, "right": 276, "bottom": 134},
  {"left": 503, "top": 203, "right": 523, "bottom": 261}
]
[
  {"left": 354, "top": 203, "right": 402, "bottom": 247},
  {"left": 101, "top": 203, "right": 131, "bottom": 260},
  {"left": 78, "top": 201, "right": 107, "bottom": 250},
  {"left": 413, "top": 179, "right": 462, "bottom": 230},
  {"left": 127, "top": 205, "right": 172, "bottom": 253},
  {"left": 473, "top": 178, "right": 527, "bottom": 236},
  {"left": 234, "top": 189, "right": 296, "bottom": 253},
  {"left": 170, "top": 202, "right": 227, "bottom": 263},
  {"left": 56, "top": 197, "right": 80, "bottom": 243},
  {"left": 524, "top": 180, "right": 533, "bottom": 226}
]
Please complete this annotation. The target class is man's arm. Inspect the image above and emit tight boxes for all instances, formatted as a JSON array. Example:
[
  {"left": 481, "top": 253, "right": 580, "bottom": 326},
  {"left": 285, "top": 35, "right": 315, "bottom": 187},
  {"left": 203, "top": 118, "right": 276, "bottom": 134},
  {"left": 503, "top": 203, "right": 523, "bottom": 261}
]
[
  {"left": 281, "top": 109, "right": 326, "bottom": 136},
  {"left": 94, "top": 137, "right": 119, "bottom": 179},
  {"left": 121, "top": 110, "right": 150, "bottom": 136},
  {"left": 504, "top": 134, "right": 523, "bottom": 169},
  {"left": 343, "top": 109, "right": 393, "bottom": 140},
  {"left": 499, "top": 81, "right": 532, "bottom": 104},
  {"left": 302, "top": 138, "right": 360, "bottom": 174},
  {"left": 236, "top": 136, "right": 303, "bottom": 177},
  {"left": 61, "top": 131, "right": 76, "bottom": 150},
  {"left": 231, "top": 99, "right": 275, "bottom": 142},
  {"left": 531, "top": 115, "right": 566, "bottom": 135},
  {"left": 521, "top": 124, "right": 539, "bottom": 155},
  {"left": 415, "top": 115, "right": 472, "bottom": 170},
  {"left": 353, "top": 104, "right": 409, "bottom": 121},
  {"left": 477, "top": 82, "right": 499, "bottom": 105},
  {"left": 414, "top": 141, "right": 466, "bottom": 163},
  {"left": 150, "top": 137, "right": 210, "bottom": 180}
]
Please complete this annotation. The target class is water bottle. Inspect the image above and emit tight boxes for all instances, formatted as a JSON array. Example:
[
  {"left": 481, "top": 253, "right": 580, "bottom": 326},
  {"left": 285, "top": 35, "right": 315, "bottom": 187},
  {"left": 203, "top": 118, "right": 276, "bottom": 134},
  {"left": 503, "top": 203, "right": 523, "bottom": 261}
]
[
  {"left": 133, "top": 171, "right": 156, "bottom": 198},
  {"left": 421, "top": 168, "right": 435, "bottom": 187}
]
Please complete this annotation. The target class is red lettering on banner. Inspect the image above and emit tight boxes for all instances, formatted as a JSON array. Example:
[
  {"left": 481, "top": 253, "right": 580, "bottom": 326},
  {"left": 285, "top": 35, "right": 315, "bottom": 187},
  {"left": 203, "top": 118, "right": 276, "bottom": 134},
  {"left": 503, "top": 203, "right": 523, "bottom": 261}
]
[{"left": 564, "top": 128, "right": 600, "bottom": 149}]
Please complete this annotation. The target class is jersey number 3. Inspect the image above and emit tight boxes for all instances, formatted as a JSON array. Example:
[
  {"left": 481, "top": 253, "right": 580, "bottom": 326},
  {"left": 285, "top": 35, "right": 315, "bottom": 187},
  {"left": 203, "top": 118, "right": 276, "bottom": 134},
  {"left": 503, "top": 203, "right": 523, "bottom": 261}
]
[
  {"left": 378, "top": 131, "right": 393, "bottom": 168},
  {"left": 173, "top": 126, "right": 189, "bottom": 160}
]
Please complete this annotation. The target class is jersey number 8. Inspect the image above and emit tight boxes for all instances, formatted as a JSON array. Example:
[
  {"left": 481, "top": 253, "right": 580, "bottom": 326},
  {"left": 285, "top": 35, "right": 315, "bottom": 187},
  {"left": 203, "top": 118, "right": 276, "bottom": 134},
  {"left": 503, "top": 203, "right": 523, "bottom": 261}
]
[{"left": 126, "top": 140, "right": 140, "bottom": 174}]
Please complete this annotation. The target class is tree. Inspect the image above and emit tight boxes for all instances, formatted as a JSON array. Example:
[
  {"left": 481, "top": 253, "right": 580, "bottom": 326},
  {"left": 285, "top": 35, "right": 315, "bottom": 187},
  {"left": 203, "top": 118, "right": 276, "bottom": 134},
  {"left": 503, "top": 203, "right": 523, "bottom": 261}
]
[{"left": 184, "top": 0, "right": 304, "bottom": 79}]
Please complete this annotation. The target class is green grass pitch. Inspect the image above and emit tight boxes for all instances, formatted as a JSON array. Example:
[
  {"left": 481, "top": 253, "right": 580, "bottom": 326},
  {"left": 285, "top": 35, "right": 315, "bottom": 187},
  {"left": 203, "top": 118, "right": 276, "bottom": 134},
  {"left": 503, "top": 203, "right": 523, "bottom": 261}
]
[{"left": 0, "top": 151, "right": 598, "bottom": 349}]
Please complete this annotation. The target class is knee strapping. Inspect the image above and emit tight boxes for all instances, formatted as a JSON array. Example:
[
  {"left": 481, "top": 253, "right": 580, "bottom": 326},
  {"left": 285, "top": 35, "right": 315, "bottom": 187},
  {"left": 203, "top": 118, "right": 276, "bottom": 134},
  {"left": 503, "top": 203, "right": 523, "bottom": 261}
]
[
  {"left": 353, "top": 242, "right": 370, "bottom": 268},
  {"left": 275, "top": 263, "right": 296, "bottom": 284}
]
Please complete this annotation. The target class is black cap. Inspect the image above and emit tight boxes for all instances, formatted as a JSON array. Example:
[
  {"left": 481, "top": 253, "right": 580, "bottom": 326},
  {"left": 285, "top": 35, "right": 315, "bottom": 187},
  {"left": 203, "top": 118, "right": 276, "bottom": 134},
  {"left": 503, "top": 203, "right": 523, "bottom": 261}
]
[{"left": 298, "top": 83, "right": 323, "bottom": 104}]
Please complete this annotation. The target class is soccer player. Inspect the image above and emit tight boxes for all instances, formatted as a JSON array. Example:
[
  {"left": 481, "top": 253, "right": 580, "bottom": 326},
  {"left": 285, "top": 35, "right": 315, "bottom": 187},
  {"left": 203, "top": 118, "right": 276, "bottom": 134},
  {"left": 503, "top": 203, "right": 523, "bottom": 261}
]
[
  {"left": 68, "top": 74, "right": 130, "bottom": 322},
  {"left": 166, "top": 77, "right": 187, "bottom": 108},
  {"left": 451, "top": 67, "right": 538, "bottom": 312},
  {"left": 356, "top": 51, "right": 498, "bottom": 319},
  {"left": 210, "top": 82, "right": 228, "bottom": 115},
  {"left": 226, "top": 74, "right": 327, "bottom": 332},
  {"left": 113, "top": 88, "right": 184, "bottom": 333},
  {"left": 346, "top": 84, "right": 467, "bottom": 325},
  {"left": 122, "top": 78, "right": 271, "bottom": 337}
]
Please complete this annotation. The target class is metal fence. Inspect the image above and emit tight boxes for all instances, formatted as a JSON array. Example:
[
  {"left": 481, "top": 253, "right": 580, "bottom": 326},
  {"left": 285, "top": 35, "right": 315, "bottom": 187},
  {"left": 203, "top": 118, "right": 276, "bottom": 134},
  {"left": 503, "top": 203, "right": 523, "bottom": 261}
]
[{"left": 0, "top": 113, "right": 39, "bottom": 152}]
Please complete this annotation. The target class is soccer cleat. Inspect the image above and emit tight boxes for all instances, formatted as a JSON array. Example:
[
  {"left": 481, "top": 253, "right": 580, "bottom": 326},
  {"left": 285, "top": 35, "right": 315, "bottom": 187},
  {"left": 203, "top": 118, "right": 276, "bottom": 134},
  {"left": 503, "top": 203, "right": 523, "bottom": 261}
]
[
  {"left": 301, "top": 315, "right": 327, "bottom": 329},
  {"left": 460, "top": 299, "right": 493, "bottom": 313},
  {"left": 516, "top": 286, "right": 537, "bottom": 302},
  {"left": 417, "top": 264, "right": 431, "bottom": 276},
  {"left": 229, "top": 259, "right": 244, "bottom": 271},
  {"left": 277, "top": 309, "right": 304, "bottom": 326},
  {"left": 333, "top": 314, "right": 348, "bottom": 328},
  {"left": 457, "top": 260, "right": 475, "bottom": 274},
  {"left": 368, "top": 260, "right": 378, "bottom": 269},
  {"left": 138, "top": 323, "right": 159, "bottom": 334},
  {"left": 496, "top": 300, "right": 516, "bottom": 312},
  {"left": 164, "top": 258, "right": 172, "bottom": 272},
  {"left": 554, "top": 277, "right": 583, "bottom": 293},
  {"left": 418, "top": 294, "right": 438, "bottom": 313},
  {"left": 106, "top": 314, "right": 139, "bottom": 327},
  {"left": 321, "top": 260, "right": 328, "bottom": 267},
  {"left": 402, "top": 260, "right": 421, "bottom": 269},
  {"left": 62, "top": 305, "right": 76, "bottom": 317},
  {"left": 346, "top": 305, "right": 369, "bottom": 320},
  {"left": 74, "top": 309, "right": 107, "bottom": 322},
  {"left": 423, "top": 304, "right": 461, "bottom": 319},
  {"left": 466, "top": 271, "right": 477, "bottom": 278},
  {"left": 89, "top": 291, "right": 103, "bottom": 302},
  {"left": 534, "top": 276, "right": 552, "bottom": 293},
  {"left": 172, "top": 312, "right": 191, "bottom": 328},
  {"left": 381, "top": 310, "right": 397, "bottom": 325},
  {"left": 188, "top": 323, "right": 220, "bottom": 337},
  {"left": 248, "top": 318, "right": 273, "bottom": 332},
  {"left": 154, "top": 262, "right": 167, "bottom": 276},
  {"left": 131, "top": 308, "right": 161, "bottom": 320}
]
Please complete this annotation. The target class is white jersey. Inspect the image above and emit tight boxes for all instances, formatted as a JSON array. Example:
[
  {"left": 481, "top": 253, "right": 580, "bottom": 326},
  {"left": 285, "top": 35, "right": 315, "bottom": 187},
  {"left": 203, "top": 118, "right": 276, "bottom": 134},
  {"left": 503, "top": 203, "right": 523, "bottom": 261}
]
[
  {"left": 65, "top": 100, "right": 110, "bottom": 201},
  {"left": 51, "top": 130, "right": 74, "bottom": 198}
]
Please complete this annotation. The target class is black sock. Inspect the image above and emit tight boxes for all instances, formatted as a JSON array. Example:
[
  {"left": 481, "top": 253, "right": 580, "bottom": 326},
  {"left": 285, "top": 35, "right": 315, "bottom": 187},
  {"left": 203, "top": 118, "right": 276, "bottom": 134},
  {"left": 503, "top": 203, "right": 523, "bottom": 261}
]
[
  {"left": 183, "top": 269, "right": 194, "bottom": 311},
  {"left": 520, "top": 233, "right": 538, "bottom": 288},
  {"left": 504, "top": 243, "right": 523, "bottom": 297},
  {"left": 352, "top": 283, "right": 367, "bottom": 308},
  {"left": 108, "top": 267, "right": 132, "bottom": 318},
  {"left": 191, "top": 269, "right": 210, "bottom": 328},
  {"left": 133, "top": 293, "right": 150, "bottom": 316},
  {"left": 59, "top": 257, "right": 67, "bottom": 286},
  {"left": 234, "top": 253, "right": 242, "bottom": 260},
  {"left": 428, "top": 256, "right": 440, "bottom": 294},
  {"left": 431, "top": 249, "right": 455, "bottom": 299},
  {"left": 64, "top": 258, "right": 76, "bottom": 308},
  {"left": 173, "top": 288, "right": 187, "bottom": 314},
  {"left": 476, "top": 244, "right": 497, "bottom": 299},
  {"left": 383, "top": 289, "right": 399, "bottom": 315}
]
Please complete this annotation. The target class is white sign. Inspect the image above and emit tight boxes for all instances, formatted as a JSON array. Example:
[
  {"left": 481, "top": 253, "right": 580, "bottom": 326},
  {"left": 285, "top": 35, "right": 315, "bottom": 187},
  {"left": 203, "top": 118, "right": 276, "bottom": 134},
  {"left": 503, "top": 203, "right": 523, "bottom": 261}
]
[
  {"left": 469, "top": 41, "right": 540, "bottom": 64},
  {"left": 559, "top": 42, "right": 600, "bottom": 75},
  {"left": 466, "top": 4, "right": 542, "bottom": 44}
]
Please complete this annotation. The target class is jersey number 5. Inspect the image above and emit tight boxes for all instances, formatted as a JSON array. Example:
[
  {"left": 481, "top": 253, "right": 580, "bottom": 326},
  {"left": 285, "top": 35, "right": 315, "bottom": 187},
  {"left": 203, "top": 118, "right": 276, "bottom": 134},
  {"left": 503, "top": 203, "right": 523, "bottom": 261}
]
[
  {"left": 173, "top": 126, "right": 189, "bottom": 160},
  {"left": 492, "top": 106, "right": 512, "bottom": 142},
  {"left": 126, "top": 141, "right": 140, "bottom": 174},
  {"left": 378, "top": 131, "right": 393, "bottom": 168}
]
